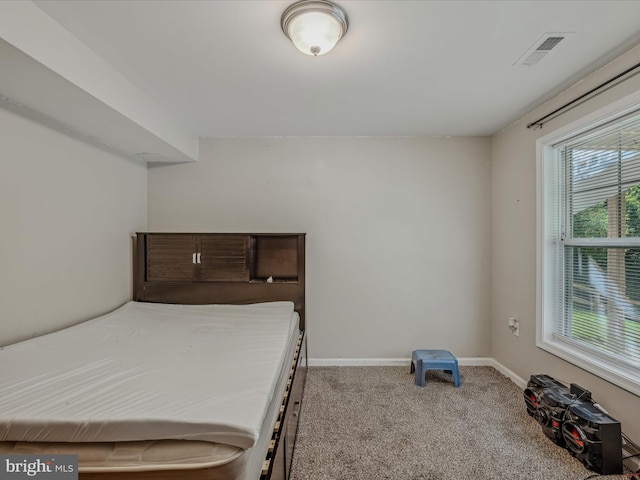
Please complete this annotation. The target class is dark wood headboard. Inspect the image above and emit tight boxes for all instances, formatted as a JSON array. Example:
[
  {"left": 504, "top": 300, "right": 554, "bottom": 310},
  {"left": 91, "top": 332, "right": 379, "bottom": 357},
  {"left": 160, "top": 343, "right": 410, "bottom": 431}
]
[{"left": 134, "top": 233, "right": 306, "bottom": 329}]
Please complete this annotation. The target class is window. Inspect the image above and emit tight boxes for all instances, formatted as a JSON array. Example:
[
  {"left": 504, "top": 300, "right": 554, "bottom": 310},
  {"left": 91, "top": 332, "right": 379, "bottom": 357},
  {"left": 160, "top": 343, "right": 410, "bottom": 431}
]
[{"left": 539, "top": 109, "right": 640, "bottom": 395}]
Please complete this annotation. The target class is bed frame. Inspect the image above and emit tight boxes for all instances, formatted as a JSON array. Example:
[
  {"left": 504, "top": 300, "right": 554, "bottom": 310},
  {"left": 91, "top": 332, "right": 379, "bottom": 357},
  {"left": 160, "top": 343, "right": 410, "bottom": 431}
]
[
  {"left": 135, "top": 233, "right": 305, "bottom": 329},
  {"left": 132, "top": 232, "right": 307, "bottom": 480}
]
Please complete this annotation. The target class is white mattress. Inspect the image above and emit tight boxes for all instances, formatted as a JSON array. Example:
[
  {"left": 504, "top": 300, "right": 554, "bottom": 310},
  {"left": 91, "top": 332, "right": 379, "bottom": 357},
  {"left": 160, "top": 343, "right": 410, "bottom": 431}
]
[{"left": 0, "top": 301, "right": 298, "bottom": 450}]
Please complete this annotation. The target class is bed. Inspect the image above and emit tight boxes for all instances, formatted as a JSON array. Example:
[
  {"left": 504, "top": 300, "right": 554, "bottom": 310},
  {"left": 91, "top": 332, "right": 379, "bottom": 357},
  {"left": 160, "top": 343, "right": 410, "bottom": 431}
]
[{"left": 0, "top": 232, "right": 306, "bottom": 480}]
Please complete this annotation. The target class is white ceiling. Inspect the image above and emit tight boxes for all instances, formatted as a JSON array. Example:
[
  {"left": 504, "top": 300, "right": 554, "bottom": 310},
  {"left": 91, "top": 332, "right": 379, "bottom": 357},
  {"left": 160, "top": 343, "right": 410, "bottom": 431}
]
[{"left": 3, "top": 1, "right": 640, "bottom": 160}]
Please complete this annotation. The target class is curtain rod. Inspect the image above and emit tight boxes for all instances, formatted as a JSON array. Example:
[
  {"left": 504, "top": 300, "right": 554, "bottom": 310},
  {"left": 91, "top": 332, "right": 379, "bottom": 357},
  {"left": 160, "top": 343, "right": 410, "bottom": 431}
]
[{"left": 526, "top": 60, "right": 640, "bottom": 130}]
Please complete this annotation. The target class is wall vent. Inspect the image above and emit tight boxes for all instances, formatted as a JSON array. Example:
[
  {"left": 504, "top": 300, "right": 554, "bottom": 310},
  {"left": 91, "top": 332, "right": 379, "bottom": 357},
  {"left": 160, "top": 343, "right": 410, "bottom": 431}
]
[{"left": 515, "top": 32, "right": 572, "bottom": 66}]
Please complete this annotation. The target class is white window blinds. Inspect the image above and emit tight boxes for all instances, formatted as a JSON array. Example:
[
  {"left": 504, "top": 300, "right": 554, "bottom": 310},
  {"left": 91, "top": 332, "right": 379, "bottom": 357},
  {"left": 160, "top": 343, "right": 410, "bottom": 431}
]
[{"left": 553, "top": 112, "right": 640, "bottom": 381}]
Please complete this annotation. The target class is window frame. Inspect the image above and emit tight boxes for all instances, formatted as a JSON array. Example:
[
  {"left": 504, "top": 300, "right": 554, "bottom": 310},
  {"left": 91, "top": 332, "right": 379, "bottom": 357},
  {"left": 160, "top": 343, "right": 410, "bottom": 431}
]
[{"left": 536, "top": 90, "right": 640, "bottom": 397}]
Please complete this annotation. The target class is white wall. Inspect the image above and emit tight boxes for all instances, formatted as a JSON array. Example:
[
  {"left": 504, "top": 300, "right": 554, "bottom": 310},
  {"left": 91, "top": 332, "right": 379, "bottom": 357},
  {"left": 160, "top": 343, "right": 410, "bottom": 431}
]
[
  {"left": 148, "top": 136, "right": 492, "bottom": 360},
  {"left": 492, "top": 44, "right": 640, "bottom": 442},
  {"left": 0, "top": 102, "right": 147, "bottom": 347}
]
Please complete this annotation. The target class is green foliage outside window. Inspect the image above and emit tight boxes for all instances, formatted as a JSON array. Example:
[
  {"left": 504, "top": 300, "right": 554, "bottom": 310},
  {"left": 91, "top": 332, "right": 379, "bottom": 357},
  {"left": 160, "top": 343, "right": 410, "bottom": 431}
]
[{"left": 572, "top": 184, "right": 640, "bottom": 302}]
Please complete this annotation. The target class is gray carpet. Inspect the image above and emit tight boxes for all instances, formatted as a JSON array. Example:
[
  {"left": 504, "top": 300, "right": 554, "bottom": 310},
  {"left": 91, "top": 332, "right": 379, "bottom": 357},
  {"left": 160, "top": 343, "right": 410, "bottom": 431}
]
[{"left": 289, "top": 366, "right": 630, "bottom": 480}]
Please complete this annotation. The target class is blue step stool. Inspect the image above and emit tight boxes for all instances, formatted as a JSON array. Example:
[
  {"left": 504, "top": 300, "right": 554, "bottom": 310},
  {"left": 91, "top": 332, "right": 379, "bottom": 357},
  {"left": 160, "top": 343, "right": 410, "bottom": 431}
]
[{"left": 410, "top": 349, "right": 461, "bottom": 387}]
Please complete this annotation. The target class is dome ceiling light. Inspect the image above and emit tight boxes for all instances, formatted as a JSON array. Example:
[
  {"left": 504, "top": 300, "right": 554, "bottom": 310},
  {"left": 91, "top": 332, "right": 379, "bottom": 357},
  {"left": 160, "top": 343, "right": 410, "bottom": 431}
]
[{"left": 281, "top": 0, "right": 349, "bottom": 56}]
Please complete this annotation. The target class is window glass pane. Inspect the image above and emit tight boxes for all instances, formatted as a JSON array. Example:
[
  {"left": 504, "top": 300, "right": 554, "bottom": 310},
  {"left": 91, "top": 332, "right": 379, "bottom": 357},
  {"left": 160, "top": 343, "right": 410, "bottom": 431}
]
[
  {"left": 564, "top": 246, "right": 640, "bottom": 364},
  {"left": 572, "top": 196, "right": 608, "bottom": 238},
  {"left": 542, "top": 109, "right": 640, "bottom": 394},
  {"left": 571, "top": 179, "right": 640, "bottom": 239},
  {"left": 625, "top": 184, "right": 640, "bottom": 237}
]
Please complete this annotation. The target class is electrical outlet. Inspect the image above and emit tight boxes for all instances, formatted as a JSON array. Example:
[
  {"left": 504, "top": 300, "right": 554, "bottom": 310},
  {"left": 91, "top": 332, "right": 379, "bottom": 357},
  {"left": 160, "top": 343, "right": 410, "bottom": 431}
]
[{"left": 508, "top": 317, "right": 519, "bottom": 336}]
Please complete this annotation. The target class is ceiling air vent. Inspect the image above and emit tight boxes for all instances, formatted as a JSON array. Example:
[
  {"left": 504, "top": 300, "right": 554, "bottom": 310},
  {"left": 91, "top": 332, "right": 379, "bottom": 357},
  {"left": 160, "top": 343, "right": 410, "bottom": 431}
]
[{"left": 515, "top": 33, "right": 572, "bottom": 67}]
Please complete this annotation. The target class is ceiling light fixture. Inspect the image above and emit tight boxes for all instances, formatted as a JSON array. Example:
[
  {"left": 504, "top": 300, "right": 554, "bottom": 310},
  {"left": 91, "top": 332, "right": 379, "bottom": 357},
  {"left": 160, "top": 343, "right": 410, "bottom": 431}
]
[{"left": 281, "top": 0, "right": 349, "bottom": 56}]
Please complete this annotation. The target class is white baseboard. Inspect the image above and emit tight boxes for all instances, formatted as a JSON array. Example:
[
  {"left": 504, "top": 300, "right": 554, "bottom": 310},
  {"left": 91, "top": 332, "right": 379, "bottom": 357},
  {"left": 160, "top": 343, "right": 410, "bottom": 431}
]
[
  {"left": 308, "top": 358, "right": 409, "bottom": 367},
  {"left": 307, "top": 356, "right": 528, "bottom": 389}
]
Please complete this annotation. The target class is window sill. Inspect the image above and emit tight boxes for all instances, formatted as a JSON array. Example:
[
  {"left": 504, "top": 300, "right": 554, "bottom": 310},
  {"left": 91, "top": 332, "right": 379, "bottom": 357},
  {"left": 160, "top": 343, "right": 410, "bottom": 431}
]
[{"left": 537, "top": 337, "right": 640, "bottom": 397}]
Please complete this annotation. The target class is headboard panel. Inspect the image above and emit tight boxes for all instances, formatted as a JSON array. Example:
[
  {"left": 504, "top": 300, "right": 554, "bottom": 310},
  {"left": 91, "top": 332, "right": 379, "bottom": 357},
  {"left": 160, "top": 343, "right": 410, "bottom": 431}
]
[{"left": 134, "top": 233, "right": 305, "bottom": 329}]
